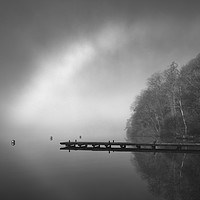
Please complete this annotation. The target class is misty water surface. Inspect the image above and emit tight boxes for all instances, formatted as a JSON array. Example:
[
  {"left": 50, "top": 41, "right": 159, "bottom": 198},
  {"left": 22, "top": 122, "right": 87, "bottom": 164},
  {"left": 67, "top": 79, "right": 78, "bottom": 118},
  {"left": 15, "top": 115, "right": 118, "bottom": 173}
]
[
  {"left": 1, "top": 126, "right": 200, "bottom": 200},
  {"left": 1, "top": 134, "right": 152, "bottom": 200}
]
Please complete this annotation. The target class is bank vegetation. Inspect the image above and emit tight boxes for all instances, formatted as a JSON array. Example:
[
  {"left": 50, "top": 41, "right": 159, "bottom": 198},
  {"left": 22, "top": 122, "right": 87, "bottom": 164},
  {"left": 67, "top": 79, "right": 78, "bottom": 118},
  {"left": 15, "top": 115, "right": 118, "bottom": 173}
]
[{"left": 126, "top": 54, "right": 200, "bottom": 142}]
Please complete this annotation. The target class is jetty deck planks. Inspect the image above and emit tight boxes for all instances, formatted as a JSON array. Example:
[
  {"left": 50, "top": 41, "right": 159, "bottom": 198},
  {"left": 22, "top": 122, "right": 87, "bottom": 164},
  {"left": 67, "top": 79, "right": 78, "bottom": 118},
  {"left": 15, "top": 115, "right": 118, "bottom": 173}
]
[{"left": 60, "top": 141, "right": 200, "bottom": 153}]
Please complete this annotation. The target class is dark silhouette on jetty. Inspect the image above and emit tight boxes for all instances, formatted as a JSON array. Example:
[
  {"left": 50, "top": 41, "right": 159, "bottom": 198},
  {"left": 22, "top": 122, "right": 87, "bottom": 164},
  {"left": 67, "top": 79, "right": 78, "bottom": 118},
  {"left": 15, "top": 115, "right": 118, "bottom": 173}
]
[{"left": 60, "top": 141, "right": 200, "bottom": 153}]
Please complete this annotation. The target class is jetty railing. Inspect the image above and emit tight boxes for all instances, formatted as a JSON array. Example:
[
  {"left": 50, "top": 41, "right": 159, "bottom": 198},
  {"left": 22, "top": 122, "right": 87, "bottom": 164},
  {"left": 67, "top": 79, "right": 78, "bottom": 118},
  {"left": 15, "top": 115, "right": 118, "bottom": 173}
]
[{"left": 60, "top": 141, "right": 200, "bottom": 153}]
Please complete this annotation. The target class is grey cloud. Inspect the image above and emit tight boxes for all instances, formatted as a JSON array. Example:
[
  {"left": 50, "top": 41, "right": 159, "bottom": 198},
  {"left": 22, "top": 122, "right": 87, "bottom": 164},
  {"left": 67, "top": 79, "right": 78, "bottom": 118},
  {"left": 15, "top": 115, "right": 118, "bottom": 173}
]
[{"left": 1, "top": 0, "right": 200, "bottom": 100}]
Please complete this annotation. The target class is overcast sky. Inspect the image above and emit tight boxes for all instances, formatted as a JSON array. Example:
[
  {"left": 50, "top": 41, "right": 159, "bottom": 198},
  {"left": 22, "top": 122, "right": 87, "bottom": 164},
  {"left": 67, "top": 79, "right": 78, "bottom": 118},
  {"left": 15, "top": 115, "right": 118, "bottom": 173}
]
[{"left": 1, "top": 0, "right": 200, "bottom": 139}]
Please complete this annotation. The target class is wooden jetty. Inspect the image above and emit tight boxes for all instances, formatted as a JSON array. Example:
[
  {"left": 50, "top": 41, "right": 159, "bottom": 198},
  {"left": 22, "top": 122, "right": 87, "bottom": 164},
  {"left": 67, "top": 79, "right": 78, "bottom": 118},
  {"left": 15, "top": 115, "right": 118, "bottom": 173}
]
[{"left": 60, "top": 141, "right": 200, "bottom": 153}]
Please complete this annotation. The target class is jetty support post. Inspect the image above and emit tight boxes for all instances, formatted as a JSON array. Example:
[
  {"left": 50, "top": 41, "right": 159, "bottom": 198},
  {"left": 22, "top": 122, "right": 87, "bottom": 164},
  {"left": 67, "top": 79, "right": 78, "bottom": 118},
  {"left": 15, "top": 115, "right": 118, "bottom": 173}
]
[{"left": 136, "top": 144, "right": 141, "bottom": 149}]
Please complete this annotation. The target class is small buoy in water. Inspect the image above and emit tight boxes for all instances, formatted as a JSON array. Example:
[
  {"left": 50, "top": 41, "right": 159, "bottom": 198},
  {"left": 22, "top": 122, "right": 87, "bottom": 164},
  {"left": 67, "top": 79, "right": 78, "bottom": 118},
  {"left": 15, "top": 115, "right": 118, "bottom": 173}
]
[
  {"left": 11, "top": 140, "right": 15, "bottom": 146},
  {"left": 79, "top": 136, "right": 82, "bottom": 139},
  {"left": 50, "top": 136, "right": 53, "bottom": 141}
]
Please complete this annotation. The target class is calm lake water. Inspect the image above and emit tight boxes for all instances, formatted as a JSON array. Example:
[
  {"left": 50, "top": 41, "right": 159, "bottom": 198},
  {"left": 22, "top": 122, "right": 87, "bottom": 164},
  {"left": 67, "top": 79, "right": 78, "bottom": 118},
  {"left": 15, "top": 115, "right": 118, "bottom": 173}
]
[{"left": 1, "top": 130, "right": 200, "bottom": 200}]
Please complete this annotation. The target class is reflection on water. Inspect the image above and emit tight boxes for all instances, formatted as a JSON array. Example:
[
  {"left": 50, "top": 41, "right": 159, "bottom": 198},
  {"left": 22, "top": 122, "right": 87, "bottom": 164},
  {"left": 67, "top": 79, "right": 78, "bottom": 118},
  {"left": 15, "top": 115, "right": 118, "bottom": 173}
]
[
  {"left": 128, "top": 135, "right": 200, "bottom": 200},
  {"left": 2, "top": 134, "right": 200, "bottom": 200},
  {"left": 132, "top": 152, "right": 200, "bottom": 200},
  {"left": 1, "top": 135, "right": 156, "bottom": 200}
]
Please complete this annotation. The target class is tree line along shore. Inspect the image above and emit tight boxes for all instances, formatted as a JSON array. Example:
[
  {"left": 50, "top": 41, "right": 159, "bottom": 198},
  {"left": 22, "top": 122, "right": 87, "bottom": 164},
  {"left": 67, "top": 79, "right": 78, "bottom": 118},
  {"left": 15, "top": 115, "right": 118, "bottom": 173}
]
[{"left": 126, "top": 54, "right": 200, "bottom": 143}]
